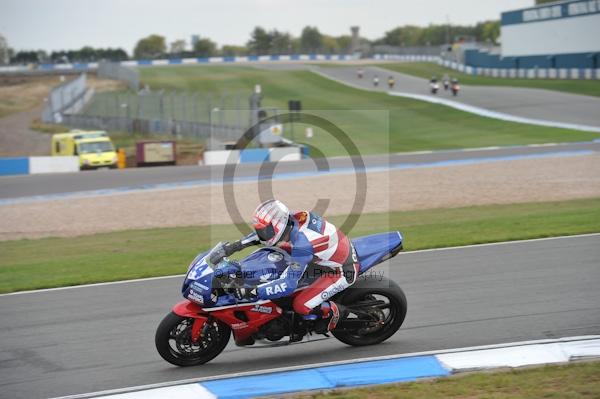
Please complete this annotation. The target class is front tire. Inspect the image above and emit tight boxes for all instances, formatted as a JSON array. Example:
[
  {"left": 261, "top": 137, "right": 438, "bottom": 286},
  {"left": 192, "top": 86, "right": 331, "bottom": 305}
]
[
  {"left": 155, "top": 312, "right": 231, "bottom": 366},
  {"left": 332, "top": 278, "right": 407, "bottom": 346}
]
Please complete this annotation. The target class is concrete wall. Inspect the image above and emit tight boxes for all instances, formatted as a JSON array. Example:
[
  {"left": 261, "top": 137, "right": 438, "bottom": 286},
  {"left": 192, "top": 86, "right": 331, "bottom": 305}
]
[
  {"left": 29, "top": 156, "right": 80, "bottom": 174},
  {"left": 0, "top": 156, "right": 79, "bottom": 176},
  {"left": 202, "top": 147, "right": 303, "bottom": 165}
]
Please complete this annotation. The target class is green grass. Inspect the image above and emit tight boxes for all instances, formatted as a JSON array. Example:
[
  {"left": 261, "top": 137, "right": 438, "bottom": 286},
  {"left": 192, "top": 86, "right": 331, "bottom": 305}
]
[
  {"left": 84, "top": 65, "right": 600, "bottom": 157},
  {"left": 379, "top": 62, "right": 600, "bottom": 97},
  {"left": 1, "top": 198, "right": 598, "bottom": 294},
  {"left": 297, "top": 361, "right": 600, "bottom": 399}
]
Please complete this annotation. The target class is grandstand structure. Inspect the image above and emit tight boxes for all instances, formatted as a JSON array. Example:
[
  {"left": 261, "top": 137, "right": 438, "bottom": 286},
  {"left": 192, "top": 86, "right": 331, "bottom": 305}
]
[{"left": 466, "top": 0, "right": 600, "bottom": 70}]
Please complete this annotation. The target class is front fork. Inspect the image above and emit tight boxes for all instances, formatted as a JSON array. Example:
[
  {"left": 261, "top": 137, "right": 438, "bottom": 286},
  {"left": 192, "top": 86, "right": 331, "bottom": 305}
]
[{"left": 172, "top": 299, "right": 208, "bottom": 343}]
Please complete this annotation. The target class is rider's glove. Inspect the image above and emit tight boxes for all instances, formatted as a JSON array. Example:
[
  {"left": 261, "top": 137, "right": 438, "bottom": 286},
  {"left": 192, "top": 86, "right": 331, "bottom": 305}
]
[{"left": 234, "top": 287, "right": 258, "bottom": 301}]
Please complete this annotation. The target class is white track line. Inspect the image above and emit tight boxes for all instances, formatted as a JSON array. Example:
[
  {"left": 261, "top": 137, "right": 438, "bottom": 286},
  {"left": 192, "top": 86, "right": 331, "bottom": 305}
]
[
  {"left": 50, "top": 335, "right": 600, "bottom": 399},
  {"left": 389, "top": 91, "right": 600, "bottom": 133},
  {"left": 399, "top": 232, "right": 600, "bottom": 255},
  {"left": 0, "top": 274, "right": 185, "bottom": 297},
  {"left": 1, "top": 233, "right": 598, "bottom": 297}
]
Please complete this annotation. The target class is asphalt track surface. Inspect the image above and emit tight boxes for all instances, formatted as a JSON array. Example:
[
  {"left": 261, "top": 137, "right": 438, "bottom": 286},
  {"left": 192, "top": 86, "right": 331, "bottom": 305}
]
[
  {"left": 1, "top": 142, "right": 599, "bottom": 200},
  {"left": 317, "top": 66, "right": 600, "bottom": 129},
  {"left": 0, "top": 235, "right": 598, "bottom": 398}
]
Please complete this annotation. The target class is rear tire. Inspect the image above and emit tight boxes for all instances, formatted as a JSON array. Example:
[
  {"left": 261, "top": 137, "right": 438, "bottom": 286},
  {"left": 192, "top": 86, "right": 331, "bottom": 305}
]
[
  {"left": 155, "top": 312, "right": 231, "bottom": 366},
  {"left": 332, "top": 278, "right": 407, "bottom": 346}
]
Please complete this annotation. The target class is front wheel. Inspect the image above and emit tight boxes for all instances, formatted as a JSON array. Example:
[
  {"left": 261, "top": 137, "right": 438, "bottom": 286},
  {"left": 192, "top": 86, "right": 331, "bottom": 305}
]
[
  {"left": 332, "top": 278, "right": 407, "bottom": 346},
  {"left": 155, "top": 312, "right": 231, "bottom": 366}
]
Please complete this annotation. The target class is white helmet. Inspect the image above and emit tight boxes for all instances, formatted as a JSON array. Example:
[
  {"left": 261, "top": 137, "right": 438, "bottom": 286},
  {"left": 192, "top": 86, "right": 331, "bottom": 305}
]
[{"left": 252, "top": 199, "right": 290, "bottom": 246}]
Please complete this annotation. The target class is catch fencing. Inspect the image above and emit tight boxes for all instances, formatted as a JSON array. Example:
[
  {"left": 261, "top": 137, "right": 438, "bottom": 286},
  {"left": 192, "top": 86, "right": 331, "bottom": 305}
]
[
  {"left": 97, "top": 61, "right": 139, "bottom": 91},
  {"left": 61, "top": 89, "right": 277, "bottom": 149},
  {"left": 41, "top": 73, "right": 89, "bottom": 123}
]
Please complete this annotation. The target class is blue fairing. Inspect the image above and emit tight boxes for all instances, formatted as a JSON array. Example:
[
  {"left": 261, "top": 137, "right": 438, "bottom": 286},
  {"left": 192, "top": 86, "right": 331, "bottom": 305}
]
[
  {"left": 238, "top": 248, "right": 291, "bottom": 286},
  {"left": 182, "top": 251, "right": 217, "bottom": 307},
  {"left": 182, "top": 232, "right": 402, "bottom": 307},
  {"left": 352, "top": 231, "right": 403, "bottom": 273},
  {"left": 182, "top": 247, "right": 292, "bottom": 307}
]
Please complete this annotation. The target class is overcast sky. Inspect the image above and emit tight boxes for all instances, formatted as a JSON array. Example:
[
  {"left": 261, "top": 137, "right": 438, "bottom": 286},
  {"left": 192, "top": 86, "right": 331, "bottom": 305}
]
[{"left": 1, "top": 0, "right": 533, "bottom": 53}]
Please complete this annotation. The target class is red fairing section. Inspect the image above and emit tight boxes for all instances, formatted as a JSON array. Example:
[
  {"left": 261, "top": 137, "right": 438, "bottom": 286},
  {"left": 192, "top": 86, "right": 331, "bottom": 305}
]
[
  {"left": 172, "top": 299, "right": 207, "bottom": 318},
  {"left": 211, "top": 302, "right": 282, "bottom": 344},
  {"left": 172, "top": 300, "right": 209, "bottom": 343}
]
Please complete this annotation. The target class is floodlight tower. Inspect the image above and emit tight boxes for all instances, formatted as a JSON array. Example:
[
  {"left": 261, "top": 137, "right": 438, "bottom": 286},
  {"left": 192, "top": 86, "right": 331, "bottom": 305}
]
[
  {"left": 350, "top": 26, "right": 360, "bottom": 53},
  {"left": 0, "top": 34, "right": 8, "bottom": 65}
]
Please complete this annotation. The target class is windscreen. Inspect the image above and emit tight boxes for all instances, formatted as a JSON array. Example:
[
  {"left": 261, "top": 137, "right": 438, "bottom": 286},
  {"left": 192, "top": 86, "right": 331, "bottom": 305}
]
[{"left": 78, "top": 141, "right": 114, "bottom": 154}]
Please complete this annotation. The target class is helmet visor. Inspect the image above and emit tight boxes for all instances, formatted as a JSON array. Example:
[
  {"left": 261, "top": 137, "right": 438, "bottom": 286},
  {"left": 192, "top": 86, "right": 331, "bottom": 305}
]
[{"left": 255, "top": 223, "right": 276, "bottom": 243}]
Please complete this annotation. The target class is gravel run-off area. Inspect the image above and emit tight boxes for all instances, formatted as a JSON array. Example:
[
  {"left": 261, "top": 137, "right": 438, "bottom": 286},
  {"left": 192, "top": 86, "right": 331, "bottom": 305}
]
[{"left": 1, "top": 153, "right": 599, "bottom": 241}]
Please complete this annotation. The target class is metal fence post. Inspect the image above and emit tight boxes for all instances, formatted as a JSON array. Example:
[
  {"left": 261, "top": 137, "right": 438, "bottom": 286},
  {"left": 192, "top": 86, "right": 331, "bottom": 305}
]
[
  {"left": 192, "top": 92, "right": 198, "bottom": 123},
  {"left": 170, "top": 91, "right": 175, "bottom": 121},
  {"left": 159, "top": 90, "right": 164, "bottom": 122},
  {"left": 236, "top": 93, "right": 241, "bottom": 129},
  {"left": 182, "top": 91, "right": 188, "bottom": 123}
]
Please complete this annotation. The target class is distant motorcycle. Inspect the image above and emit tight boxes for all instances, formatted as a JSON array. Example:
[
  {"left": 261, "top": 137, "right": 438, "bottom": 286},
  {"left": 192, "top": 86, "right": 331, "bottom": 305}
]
[
  {"left": 430, "top": 81, "right": 440, "bottom": 95},
  {"left": 388, "top": 77, "right": 396, "bottom": 89},
  {"left": 373, "top": 77, "right": 380, "bottom": 87},
  {"left": 443, "top": 80, "right": 450, "bottom": 91},
  {"left": 451, "top": 80, "right": 460, "bottom": 96},
  {"left": 155, "top": 232, "right": 407, "bottom": 366}
]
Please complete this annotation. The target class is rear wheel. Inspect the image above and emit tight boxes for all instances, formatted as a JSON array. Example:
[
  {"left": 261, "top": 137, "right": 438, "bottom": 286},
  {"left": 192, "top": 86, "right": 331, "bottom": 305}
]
[
  {"left": 155, "top": 312, "right": 231, "bottom": 366},
  {"left": 332, "top": 279, "right": 407, "bottom": 346}
]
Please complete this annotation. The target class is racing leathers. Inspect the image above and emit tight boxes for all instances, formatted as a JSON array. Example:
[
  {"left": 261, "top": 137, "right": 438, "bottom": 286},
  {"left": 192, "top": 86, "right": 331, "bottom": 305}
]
[{"left": 217, "top": 211, "right": 359, "bottom": 330}]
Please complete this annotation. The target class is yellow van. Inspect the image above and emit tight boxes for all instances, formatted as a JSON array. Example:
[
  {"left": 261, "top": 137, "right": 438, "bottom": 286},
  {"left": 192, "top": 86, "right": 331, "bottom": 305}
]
[{"left": 52, "top": 130, "right": 118, "bottom": 169}]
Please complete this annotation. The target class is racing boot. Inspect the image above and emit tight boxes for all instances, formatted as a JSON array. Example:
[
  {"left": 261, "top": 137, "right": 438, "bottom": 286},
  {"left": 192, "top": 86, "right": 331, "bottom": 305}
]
[{"left": 314, "top": 301, "right": 349, "bottom": 334}]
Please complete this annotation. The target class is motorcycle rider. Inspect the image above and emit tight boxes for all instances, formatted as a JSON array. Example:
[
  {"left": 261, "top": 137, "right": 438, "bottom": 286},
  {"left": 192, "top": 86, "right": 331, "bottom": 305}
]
[
  {"left": 442, "top": 73, "right": 450, "bottom": 90},
  {"left": 208, "top": 199, "right": 357, "bottom": 333},
  {"left": 430, "top": 75, "right": 439, "bottom": 94},
  {"left": 387, "top": 75, "right": 395, "bottom": 89},
  {"left": 451, "top": 77, "right": 460, "bottom": 96}
]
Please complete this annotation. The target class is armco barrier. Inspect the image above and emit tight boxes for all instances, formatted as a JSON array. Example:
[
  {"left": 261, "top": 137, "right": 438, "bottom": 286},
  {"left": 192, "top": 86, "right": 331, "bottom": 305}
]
[
  {"left": 2, "top": 54, "right": 598, "bottom": 80},
  {"left": 0, "top": 54, "right": 356, "bottom": 74},
  {"left": 0, "top": 156, "right": 79, "bottom": 176},
  {"left": 377, "top": 54, "right": 600, "bottom": 80},
  {"left": 202, "top": 147, "right": 303, "bottom": 165}
]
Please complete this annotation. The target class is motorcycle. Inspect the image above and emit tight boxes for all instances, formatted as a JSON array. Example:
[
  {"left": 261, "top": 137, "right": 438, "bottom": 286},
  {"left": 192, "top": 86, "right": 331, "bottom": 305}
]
[
  {"left": 451, "top": 83, "right": 460, "bottom": 97},
  {"left": 155, "top": 231, "right": 407, "bottom": 366},
  {"left": 430, "top": 82, "right": 439, "bottom": 95}
]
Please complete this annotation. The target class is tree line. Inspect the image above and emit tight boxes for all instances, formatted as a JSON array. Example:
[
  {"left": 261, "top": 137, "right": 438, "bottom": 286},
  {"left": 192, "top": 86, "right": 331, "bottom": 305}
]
[
  {"left": 6, "top": 21, "right": 500, "bottom": 64},
  {"left": 132, "top": 27, "right": 353, "bottom": 59},
  {"left": 9, "top": 47, "right": 128, "bottom": 64}
]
